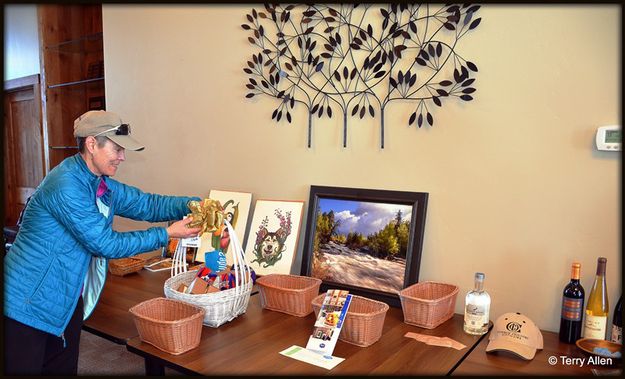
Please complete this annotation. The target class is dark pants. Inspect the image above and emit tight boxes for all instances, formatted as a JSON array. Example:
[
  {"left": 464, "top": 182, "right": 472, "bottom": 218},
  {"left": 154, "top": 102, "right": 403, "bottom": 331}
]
[{"left": 4, "top": 296, "right": 83, "bottom": 376}]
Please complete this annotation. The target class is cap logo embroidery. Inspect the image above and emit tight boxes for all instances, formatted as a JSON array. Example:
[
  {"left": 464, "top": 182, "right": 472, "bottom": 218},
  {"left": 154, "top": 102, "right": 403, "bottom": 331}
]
[{"left": 506, "top": 322, "right": 522, "bottom": 333}]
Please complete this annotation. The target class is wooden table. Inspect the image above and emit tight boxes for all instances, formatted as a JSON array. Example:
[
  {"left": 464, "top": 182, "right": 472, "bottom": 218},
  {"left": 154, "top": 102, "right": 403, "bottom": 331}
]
[
  {"left": 126, "top": 295, "right": 487, "bottom": 376},
  {"left": 83, "top": 269, "right": 171, "bottom": 344},
  {"left": 452, "top": 329, "right": 623, "bottom": 376}
]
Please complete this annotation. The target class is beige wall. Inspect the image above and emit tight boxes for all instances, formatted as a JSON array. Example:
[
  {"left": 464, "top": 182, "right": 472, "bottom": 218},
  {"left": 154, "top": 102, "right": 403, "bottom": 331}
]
[{"left": 103, "top": 4, "right": 621, "bottom": 332}]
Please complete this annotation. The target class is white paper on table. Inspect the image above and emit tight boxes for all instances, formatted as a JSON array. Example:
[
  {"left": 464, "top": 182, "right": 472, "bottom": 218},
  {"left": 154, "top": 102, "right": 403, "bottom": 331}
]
[{"left": 279, "top": 345, "right": 344, "bottom": 370}]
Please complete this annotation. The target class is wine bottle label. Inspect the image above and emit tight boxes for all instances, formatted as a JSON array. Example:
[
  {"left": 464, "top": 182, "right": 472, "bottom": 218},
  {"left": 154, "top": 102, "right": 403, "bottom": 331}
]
[
  {"left": 583, "top": 315, "right": 608, "bottom": 339},
  {"left": 611, "top": 325, "right": 622, "bottom": 344},
  {"left": 464, "top": 304, "right": 489, "bottom": 327},
  {"left": 561, "top": 297, "right": 583, "bottom": 321}
]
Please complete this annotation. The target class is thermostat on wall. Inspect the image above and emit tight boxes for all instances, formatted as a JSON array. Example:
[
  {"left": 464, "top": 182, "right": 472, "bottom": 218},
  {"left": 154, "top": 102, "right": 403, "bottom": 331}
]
[{"left": 595, "top": 125, "right": 621, "bottom": 151}]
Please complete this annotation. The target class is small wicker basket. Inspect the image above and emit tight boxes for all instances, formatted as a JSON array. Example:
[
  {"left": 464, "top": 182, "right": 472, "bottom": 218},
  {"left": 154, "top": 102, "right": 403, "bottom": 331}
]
[
  {"left": 109, "top": 257, "right": 144, "bottom": 276},
  {"left": 311, "top": 294, "right": 389, "bottom": 347},
  {"left": 256, "top": 274, "right": 322, "bottom": 317},
  {"left": 129, "top": 297, "right": 205, "bottom": 355},
  {"left": 399, "top": 281, "right": 459, "bottom": 329}
]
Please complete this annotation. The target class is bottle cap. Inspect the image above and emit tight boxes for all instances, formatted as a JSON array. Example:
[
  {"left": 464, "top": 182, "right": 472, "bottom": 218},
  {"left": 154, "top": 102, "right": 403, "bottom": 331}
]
[{"left": 475, "top": 272, "right": 485, "bottom": 280}]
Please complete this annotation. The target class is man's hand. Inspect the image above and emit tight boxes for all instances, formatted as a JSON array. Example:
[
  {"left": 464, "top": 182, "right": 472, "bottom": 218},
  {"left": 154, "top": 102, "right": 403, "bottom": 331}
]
[{"left": 166, "top": 218, "right": 202, "bottom": 239}]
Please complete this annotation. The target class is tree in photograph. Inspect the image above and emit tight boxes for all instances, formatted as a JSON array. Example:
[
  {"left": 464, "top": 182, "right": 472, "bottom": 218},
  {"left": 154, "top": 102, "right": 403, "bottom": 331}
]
[{"left": 242, "top": 3, "right": 481, "bottom": 148}]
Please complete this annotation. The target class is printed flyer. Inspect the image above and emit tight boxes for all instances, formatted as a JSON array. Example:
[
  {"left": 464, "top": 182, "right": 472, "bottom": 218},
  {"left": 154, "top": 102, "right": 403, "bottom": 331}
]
[{"left": 305, "top": 289, "right": 352, "bottom": 356}]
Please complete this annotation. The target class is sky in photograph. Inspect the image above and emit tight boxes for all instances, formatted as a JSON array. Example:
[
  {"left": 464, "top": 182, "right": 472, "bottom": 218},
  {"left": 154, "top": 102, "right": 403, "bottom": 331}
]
[{"left": 318, "top": 198, "right": 412, "bottom": 236}]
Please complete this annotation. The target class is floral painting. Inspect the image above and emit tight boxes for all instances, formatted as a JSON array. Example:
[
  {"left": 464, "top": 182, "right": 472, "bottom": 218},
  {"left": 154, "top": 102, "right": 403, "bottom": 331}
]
[{"left": 244, "top": 199, "right": 305, "bottom": 276}]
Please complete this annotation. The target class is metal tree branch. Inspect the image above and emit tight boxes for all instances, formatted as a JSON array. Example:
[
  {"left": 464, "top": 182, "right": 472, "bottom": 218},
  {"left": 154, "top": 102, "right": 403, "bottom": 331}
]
[{"left": 242, "top": 3, "right": 481, "bottom": 149}]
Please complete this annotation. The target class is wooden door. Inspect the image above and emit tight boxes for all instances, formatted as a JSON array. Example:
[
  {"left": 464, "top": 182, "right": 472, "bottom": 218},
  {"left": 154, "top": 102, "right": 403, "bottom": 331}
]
[{"left": 4, "top": 75, "right": 44, "bottom": 226}]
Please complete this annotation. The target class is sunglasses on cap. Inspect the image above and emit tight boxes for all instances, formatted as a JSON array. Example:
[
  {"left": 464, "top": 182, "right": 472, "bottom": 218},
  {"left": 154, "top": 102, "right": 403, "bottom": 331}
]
[{"left": 93, "top": 123, "right": 131, "bottom": 137}]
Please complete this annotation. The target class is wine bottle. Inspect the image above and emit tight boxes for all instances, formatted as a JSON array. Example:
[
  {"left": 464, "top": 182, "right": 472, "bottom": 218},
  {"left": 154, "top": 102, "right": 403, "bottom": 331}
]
[
  {"left": 583, "top": 257, "right": 609, "bottom": 339},
  {"left": 463, "top": 272, "right": 490, "bottom": 335},
  {"left": 559, "top": 262, "right": 585, "bottom": 343},
  {"left": 611, "top": 295, "right": 622, "bottom": 344}
]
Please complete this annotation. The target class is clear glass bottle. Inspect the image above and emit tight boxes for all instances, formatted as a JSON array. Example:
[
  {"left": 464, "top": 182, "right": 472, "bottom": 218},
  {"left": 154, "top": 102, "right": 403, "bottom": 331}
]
[
  {"left": 583, "top": 257, "right": 609, "bottom": 339},
  {"left": 464, "top": 272, "right": 490, "bottom": 335}
]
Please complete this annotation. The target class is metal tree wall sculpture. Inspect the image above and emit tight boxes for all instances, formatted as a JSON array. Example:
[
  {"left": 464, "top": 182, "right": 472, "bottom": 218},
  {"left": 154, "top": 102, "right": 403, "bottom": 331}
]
[{"left": 242, "top": 3, "right": 481, "bottom": 148}]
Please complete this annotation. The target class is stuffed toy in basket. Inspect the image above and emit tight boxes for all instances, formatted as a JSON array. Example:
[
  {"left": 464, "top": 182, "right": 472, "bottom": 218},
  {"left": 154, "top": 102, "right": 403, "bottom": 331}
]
[{"left": 164, "top": 200, "right": 252, "bottom": 327}]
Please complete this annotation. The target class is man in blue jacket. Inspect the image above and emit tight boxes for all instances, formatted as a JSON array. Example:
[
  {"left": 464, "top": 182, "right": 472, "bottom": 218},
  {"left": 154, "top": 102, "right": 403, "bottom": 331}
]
[{"left": 3, "top": 110, "right": 202, "bottom": 375}]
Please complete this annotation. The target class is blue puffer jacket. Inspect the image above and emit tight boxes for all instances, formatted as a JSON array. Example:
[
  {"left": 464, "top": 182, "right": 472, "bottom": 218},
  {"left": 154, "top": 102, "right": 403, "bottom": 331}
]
[{"left": 4, "top": 154, "right": 199, "bottom": 337}]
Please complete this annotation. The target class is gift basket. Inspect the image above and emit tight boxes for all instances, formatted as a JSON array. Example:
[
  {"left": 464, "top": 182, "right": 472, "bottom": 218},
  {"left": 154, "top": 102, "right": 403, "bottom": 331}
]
[
  {"left": 164, "top": 199, "right": 253, "bottom": 328},
  {"left": 256, "top": 274, "right": 321, "bottom": 317},
  {"left": 399, "top": 281, "right": 459, "bottom": 329},
  {"left": 311, "top": 293, "right": 389, "bottom": 347}
]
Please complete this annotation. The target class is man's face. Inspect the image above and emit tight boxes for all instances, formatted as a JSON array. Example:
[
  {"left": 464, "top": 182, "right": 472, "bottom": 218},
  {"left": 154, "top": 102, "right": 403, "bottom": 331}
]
[{"left": 91, "top": 138, "right": 125, "bottom": 176}]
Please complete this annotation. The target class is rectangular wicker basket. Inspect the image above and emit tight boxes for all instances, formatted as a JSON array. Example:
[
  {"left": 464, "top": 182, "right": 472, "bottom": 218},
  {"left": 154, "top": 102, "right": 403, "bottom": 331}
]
[
  {"left": 399, "top": 281, "right": 459, "bottom": 329},
  {"left": 256, "top": 274, "right": 322, "bottom": 317},
  {"left": 109, "top": 257, "right": 144, "bottom": 276},
  {"left": 311, "top": 293, "right": 389, "bottom": 347},
  {"left": 129, "top": 297, "right": 205, "bottom": 355}
]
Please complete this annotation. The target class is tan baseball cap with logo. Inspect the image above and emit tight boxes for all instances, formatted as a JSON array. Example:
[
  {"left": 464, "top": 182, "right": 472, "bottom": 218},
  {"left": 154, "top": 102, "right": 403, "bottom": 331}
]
[
  {"left": 485, "top": 312, "right": 543, "bottom": 360},
  {"left": 73, "top": 110, "right": 145, "bottom": 151}
]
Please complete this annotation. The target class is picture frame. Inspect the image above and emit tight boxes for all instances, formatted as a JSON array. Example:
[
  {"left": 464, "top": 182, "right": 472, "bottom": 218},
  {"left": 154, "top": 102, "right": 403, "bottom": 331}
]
[
  {"left": 208, "top": 189, "right": 253, "bottom": 265},
  {"left": 300, "top": 185, "right": 428, "bottom": 307},
  {"left": 244, "top": 199, "right": 305, "bottom": 276}
]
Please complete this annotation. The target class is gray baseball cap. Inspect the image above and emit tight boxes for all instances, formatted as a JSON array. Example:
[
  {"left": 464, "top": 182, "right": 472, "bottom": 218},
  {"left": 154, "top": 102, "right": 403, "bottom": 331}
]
[{"left": 73, "top": 110, "right": 145, "bottom": 151}]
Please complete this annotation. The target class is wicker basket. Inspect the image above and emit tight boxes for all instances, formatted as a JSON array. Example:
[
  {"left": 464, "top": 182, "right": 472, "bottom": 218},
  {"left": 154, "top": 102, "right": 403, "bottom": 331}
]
[
  {"left": 164, "top": 220, "right": 252, "bottom": 328},
  {"left": 311, "top": 294, "right": 389, "bottom": 347},
  {"left": 256, "top": 274, "right": 322, "bottom": 317},
  {"left": 109, "top": 257, "right": 144, "bottom": 276},
  {"left": 129, "top": 297, "right": 205, "bottom": 355},
  {"left": 399, "top": 281, "right": 459, "bottom": 329}
]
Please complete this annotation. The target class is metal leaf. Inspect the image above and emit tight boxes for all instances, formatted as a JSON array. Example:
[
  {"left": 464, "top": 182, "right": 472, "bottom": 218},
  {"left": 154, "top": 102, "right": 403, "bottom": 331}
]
[
  {"left": 467, "top": 61, "right": 478, "bottom": 72},
  {"left": 246, "top": 84, "right": 255, "bottom": 89},
  {"left": 417, "top": 114, "right": 423, "bottom": 127},
  {"left": 436, "top": 42, "right": 442, "bottom": 57},
  {"left": 408, "top": 112, "right": 416, "bottom": 125},
  {"left": 469, "top": 18, "right": 481, "bottom": 30},
  {"left": 343, "top": 66, "right": 349, "bottom": 79},
  {"left": 428, "top": 44, "right": 435, "bottom": 57},
  {"left": 439, "top": 80, "right": 452, "bottom": 86},
  {"left": 427, "top": 113, "right": 433, "bottom": 126},
  {"left": 272, "top": 109, "right": 278, "bottom": 119},
  {"left": 327, "top": 106, "right": 332, "bottom": 118},
  {"left": 390, "top": 77, "right": 397, "bottom": 88},
  {"left": 369, "top": 105, "right": 374, "bottom": 117},
  {"left": 241, "top": 24, "right": 251, "bottom": 30},
  {"left": 443, "top": 22, "right": 455, "bottom": 31},
  {"left": 432, "top": 96, "right": 442, "bottom": 106},
  {"left": 462, "top": 87, "right": 476, "bottom": 94},
  {"left": 315, "top": 62, "right": 324, "bottom": 72},
  {"left": 462, "top": 78, "right": 475, "bottom": 87},
  {"left": 374, "top": 70, "right": 386, "bottom": 78},
  {"left": 460, "top": 95, "right": 473, "bottom": 101},
  {"left": 359, "top": 107, "right": 365, "bottom": 119},
  {"left": 276, "top": 111, "right": 282, "bottom": 121},
  {"left": 352, "top": 104, "right": 359, "bottom": 116},
  {"left": 311, "top": 104, "right": 319, "bottom": 114},
  {"left": 243, "top": 68, "right": 252, "bottom": 74},
  {"left": 287, "top": 112, "right": 292, "bottom": 123}
]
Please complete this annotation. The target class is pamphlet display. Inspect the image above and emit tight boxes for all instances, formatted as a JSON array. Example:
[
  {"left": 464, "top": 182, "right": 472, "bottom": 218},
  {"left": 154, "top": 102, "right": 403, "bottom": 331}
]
[{"left": 305, "top": 289, "right": 352, "bottom": 356}]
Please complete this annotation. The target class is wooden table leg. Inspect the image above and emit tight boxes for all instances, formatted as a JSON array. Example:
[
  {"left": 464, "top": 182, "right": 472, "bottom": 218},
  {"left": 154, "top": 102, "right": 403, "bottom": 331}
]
[{"left": 144, "top": 356, "right": 165, "bottom": 376}]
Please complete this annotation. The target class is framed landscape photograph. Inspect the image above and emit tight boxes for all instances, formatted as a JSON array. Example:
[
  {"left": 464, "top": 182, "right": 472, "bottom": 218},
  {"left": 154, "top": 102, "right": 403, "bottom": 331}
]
[
  {"left": 244, "top": 199, "right": 305, "bottom": 276},
  {"left": 300, "top": 186, "right": 428, "bottom": 307}
]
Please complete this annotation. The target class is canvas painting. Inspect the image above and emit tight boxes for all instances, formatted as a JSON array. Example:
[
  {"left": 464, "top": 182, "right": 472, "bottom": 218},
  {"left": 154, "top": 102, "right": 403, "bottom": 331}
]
[
  {"left": 245, "top": 199, "right": 305, "bottom": 276},
  {"left": 207, "top": 189, "right": 253, "bottom": 265}
]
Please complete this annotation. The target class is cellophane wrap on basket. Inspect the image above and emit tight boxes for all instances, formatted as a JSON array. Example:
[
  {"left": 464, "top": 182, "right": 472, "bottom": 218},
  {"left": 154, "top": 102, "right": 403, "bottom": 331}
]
[{"left": 164, "top": 219, "right": 252, "bottom": 327}]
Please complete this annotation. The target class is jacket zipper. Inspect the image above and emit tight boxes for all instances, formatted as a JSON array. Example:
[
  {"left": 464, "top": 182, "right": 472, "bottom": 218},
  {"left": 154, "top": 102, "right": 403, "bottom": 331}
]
[{"left": 60, "top": 333, "right": 66, "bottom": 349}]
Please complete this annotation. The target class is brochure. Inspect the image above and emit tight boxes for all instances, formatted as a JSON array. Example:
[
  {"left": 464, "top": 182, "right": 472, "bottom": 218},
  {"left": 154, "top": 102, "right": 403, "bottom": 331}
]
[{"left": 305, "top": 289, "right": 352, "bottom": 356}]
